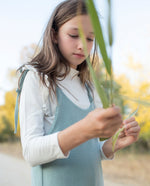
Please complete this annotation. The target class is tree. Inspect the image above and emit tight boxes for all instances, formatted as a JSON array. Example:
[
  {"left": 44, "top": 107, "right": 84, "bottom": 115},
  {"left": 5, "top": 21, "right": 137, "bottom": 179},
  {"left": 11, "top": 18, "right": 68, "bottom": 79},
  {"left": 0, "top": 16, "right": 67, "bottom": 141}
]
[
  {"left": 116, "top": 73, "right": 150, "bottom": 150},
  {"left": 0, "top": 90, "right": 19, "bottom": 141}
]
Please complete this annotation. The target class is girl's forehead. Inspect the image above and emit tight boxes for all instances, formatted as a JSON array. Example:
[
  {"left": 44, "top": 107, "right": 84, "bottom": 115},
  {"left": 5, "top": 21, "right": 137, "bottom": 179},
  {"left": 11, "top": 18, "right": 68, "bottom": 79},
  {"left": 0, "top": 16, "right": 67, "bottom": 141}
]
[
  {"left": 67, "top": 15, "right": 91, "bottom": 24},
  {"left": 61, "top": 15, "right": 94, "bottom": 33}
]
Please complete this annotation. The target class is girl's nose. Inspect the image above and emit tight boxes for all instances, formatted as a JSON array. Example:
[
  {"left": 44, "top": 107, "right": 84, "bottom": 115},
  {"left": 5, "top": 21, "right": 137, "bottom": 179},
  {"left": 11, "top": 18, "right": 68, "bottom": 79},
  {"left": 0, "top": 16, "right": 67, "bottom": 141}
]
[{"left": 77, "top": 39, "right": 84, "bottom": 50}]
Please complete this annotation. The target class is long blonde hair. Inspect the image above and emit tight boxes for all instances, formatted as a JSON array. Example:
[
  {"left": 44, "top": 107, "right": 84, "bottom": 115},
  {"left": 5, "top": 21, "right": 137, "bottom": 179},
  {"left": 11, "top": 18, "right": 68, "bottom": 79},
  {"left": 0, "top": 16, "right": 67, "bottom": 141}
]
[{"left": 23, "top": 0, "right": 97, "bottom": 95}]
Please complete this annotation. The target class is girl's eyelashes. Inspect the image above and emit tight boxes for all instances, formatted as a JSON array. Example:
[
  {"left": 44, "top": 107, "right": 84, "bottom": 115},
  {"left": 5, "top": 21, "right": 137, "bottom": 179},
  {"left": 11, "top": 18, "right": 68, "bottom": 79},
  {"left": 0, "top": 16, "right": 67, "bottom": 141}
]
[
  {"left": 68, "top": 34, "right": 94, "bottom": 42},
  {"left": 87, "top": 38, "right": 94, "bottom": 42},
  {"left": 69, "top": 34, "right": 78, "bottom": 38}
]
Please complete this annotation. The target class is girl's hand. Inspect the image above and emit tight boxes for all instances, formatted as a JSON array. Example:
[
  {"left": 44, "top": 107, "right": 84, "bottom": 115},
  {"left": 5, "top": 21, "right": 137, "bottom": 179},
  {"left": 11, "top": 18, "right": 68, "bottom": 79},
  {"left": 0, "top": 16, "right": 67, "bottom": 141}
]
[
  {"left": 58, "top": 106, "right": 122, "bottom": 155},
  {"left": 84, "top": 106, "right": 123, "bottom": 139},
  {"left": 113, "top": 117, "right": 141, "bottom": 152}
]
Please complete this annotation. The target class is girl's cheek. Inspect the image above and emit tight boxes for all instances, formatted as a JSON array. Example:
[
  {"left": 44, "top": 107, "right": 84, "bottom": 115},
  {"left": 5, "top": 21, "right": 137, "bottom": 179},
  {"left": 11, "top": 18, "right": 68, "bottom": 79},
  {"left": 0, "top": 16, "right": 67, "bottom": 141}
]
[{"left": 87, "top": 44, "right": 93, "bottom": 53}]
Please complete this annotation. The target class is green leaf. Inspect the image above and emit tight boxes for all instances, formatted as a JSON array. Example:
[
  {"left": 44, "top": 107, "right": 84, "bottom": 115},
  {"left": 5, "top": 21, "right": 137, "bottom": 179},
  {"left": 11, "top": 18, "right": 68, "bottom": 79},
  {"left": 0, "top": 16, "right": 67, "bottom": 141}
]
[
  {"left": 86, "top": 0, "right": 111, "bottom": 76},
  {"left": 87, "top": 58, "right": 109, "bottom": 108},
  {"left": 78, "top": 21, "right": 109, "bottom": 108},
  {"left": 120, "top": 95, "right": 150, "bottom": 107},
  {"left": 126, "top": 107, "right": 139, "bottom": 119},
  {"left": 107, "top": 0, "right": 113, "bottom": 46},
  {"left": 112, "top": 126, "right": 125, "bottom": 152}
]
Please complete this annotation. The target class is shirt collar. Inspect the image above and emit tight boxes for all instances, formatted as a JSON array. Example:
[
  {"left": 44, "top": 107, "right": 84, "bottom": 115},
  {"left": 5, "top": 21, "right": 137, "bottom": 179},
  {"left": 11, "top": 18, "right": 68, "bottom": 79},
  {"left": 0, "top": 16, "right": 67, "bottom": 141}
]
[{"left": 69, "top": 67, "right": 79, "bottom": 78}]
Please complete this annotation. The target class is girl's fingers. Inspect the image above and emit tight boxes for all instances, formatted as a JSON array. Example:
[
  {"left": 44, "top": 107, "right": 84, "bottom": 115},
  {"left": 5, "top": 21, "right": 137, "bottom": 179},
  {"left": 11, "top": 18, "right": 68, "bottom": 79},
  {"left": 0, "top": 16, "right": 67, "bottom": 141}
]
[
  {"left": 118, "top": 130, "right": 126, "bottom": 138},
  {"left": 123, "top": 119, "right": 140, "bottom": 137},
  {"left": 126, "top": 125, "right": 140, "bottom": 134},
  {"left": 124, "top": 120, "right": 139, "bottom": 130},
  {"left": 108, "top": 116, "right": 123, "bottom": 126},
  {"left": 125, "top": 132, "right": 140, "bottom": 140},
  {"left": 100, "top": 106, "right": 121, "bottom": 119},
  {"left": 126, "top": 128, "right": 140, "bottom": 135},
  {"left": 123, "top": 117, "right": 135, "bottom": 124}
]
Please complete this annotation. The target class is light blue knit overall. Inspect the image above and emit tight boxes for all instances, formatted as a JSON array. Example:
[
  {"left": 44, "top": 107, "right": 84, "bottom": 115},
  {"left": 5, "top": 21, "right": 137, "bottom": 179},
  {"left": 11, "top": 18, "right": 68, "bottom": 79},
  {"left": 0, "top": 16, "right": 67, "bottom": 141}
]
[{"left": 31, "top": 86, "right": 104, "bottom": 186}]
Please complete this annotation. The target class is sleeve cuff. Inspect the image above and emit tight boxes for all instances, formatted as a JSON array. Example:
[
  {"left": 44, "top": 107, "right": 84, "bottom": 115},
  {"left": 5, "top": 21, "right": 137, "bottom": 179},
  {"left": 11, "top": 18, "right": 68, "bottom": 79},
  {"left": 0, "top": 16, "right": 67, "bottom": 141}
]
[{"left": 99, "top": 139, "right": 114, "bottom": 160}]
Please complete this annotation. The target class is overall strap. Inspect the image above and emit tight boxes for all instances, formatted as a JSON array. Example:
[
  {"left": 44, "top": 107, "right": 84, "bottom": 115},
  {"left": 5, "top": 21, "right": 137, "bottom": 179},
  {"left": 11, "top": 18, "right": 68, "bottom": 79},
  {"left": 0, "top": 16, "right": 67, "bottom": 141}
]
[{"left": 14, "top": 69, "right": 29, "bottom": 134}]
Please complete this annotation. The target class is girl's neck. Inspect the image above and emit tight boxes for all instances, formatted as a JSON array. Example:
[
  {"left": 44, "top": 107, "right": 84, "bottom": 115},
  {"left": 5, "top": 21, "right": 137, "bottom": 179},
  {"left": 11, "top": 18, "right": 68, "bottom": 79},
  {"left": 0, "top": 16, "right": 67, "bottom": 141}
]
[{"left": 70, "top": 67, "right": 79, "bottom": 77}]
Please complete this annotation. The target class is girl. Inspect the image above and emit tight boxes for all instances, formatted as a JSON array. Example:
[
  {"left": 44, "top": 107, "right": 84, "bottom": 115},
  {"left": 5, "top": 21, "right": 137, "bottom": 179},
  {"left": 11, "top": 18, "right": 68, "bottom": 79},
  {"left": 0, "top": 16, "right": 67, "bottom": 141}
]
[{"left": 17, "top": 0, "right": 140, "bottom": 186}]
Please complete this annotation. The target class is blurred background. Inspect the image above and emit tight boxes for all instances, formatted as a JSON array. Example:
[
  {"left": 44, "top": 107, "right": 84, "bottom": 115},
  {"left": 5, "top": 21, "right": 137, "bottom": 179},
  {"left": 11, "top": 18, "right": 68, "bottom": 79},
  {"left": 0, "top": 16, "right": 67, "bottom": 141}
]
[{"left": 0, "top": 0, "right": 150, "bottom": 185}]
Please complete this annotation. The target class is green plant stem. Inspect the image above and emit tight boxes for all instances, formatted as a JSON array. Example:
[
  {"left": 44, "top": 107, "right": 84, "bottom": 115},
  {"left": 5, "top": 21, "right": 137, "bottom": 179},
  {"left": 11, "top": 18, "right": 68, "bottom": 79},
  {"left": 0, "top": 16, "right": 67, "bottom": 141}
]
[{"left": 78, "top": 18, "right": 109, "bottom": 109}]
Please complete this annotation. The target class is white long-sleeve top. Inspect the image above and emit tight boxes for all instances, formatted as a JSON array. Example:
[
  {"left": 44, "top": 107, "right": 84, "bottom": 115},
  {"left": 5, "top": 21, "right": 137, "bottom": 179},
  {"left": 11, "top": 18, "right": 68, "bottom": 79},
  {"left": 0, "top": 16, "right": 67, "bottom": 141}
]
[{"left": 19, "top": 65, "right": 110, "bottom": 167}]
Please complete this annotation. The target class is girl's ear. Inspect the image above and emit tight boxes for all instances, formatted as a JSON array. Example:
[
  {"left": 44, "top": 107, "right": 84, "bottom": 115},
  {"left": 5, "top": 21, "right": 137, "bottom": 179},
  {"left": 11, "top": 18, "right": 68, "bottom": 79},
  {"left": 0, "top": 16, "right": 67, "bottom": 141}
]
[{"left": 51, "top": 28, "right": 58, "bottom": 44}]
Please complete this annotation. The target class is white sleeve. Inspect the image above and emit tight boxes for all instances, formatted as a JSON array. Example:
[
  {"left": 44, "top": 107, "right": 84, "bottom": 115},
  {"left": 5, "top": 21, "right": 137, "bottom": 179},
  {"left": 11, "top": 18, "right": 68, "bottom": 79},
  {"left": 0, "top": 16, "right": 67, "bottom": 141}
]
[
  {"left": 99, "top": 139, "right": 114, "bottom": 160},
  {"left": 19, "top": 71, "right": 68, "bottom": 167}
]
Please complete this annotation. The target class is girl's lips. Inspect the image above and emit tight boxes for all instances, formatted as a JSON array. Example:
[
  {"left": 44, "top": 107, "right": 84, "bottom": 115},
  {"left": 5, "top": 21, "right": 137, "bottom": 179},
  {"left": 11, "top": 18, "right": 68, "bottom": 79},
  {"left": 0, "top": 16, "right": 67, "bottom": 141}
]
[{"left": 73, "top": 53, "right": 85, "bottom": 58}]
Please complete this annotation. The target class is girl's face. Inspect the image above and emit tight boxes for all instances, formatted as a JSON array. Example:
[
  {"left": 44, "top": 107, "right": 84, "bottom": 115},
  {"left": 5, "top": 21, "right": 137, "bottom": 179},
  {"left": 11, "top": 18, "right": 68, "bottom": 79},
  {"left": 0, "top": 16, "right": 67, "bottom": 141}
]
[{"left": 55, "top": 15, "right": 94, "bottom": 69}]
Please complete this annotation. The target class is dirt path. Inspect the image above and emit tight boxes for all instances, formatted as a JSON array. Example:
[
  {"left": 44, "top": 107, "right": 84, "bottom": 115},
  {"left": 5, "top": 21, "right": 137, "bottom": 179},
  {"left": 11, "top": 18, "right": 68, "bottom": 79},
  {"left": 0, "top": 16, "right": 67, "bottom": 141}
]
[
  {"left": 0, "top": 152, "right": 119, "bottom": 186},
  {"left": 0, "top": 142, "right": 149, "bottom": 186},
  {"left": 0, "top": 153, "right": 31, "bottom": 186},
  {"left": 0, "top": 152, "right": 126, "bottom": 186}
]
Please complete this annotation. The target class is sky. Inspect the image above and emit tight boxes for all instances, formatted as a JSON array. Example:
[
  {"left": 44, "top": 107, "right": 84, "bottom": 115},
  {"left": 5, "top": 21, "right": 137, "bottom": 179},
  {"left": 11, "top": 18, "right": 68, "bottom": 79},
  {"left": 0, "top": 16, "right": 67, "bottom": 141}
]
[{"left": 0, "top": 0, "right": 150, "bottom": 105}]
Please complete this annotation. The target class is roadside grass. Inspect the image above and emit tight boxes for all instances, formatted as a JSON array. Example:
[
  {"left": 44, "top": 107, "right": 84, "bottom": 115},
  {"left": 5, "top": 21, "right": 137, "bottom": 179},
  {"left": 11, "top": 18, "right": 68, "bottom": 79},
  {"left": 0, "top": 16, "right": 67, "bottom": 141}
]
[{"left": 102, "top": 150, "right": 150, "bottom": 186}]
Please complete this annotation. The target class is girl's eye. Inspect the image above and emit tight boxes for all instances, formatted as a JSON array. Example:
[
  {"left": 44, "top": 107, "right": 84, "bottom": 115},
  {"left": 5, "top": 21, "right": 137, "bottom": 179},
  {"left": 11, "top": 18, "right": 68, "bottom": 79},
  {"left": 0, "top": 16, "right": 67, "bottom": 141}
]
[
  {"left": 69, "top": 34, "right": 78, "bottom": 38},
  {"left": 87, "top": 38, "right": 94, "bottom": 42},
  {"left": 69, "top": 34, "right": 94, "bottom": 42}
]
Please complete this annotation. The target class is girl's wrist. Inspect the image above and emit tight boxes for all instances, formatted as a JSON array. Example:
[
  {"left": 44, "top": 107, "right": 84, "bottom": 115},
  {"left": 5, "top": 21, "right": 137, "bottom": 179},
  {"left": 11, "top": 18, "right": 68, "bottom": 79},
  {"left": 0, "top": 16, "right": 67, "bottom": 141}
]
[
  {"left": 57, "top": 118, "right": 91, "bottom": 155},
  {"left": 80, "top": 117, "right": 94, "bottom": 140},
  {"left": 102, "top": 138, "right": 115, "bottom": 158}
]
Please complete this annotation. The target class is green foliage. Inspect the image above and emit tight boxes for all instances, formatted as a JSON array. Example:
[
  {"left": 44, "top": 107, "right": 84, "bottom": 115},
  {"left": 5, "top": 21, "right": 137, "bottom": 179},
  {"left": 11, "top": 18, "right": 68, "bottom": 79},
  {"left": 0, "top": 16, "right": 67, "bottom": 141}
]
[
  {"left": 78, "top": 15, "right": 109, "bottom": 108},
  {"left": 116, "top": 75, "right": 150, "bottom": 149},
  {"left": 0, "top": 116, "right": 17, "bottom": 142},
  {"left": 86, "top": 0, "right": 112, "bottom": 76},
  {"left": 0, "top": 89, "right": 19, "bottom": 142},
  {"left": 85, "top": 0, "right": 150, "bottom": 148},
  {"left": 101, "top": 80, "right": 125, "bottom": 113}
]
